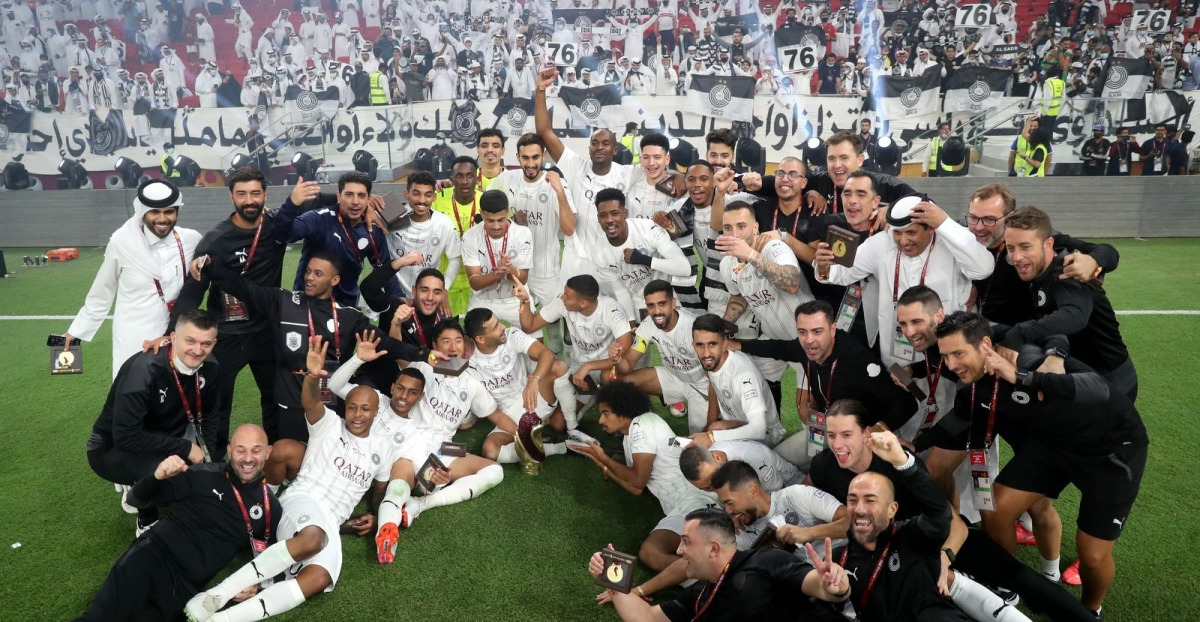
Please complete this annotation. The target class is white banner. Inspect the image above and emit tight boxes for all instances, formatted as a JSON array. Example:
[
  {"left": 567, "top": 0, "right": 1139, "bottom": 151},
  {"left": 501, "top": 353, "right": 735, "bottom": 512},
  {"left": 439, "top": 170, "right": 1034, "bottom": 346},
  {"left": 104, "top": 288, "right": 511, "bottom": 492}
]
[{"left": 7, "top": 92, "right": 1199, "bottom": 175}]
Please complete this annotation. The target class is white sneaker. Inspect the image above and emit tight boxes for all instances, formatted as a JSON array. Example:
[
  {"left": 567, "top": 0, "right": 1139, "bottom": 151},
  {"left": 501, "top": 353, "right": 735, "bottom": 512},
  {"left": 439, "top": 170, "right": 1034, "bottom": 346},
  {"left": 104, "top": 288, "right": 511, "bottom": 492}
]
[
  {"left": 566, "top": 428, "right": 599, "bottom": 446},
  {"left": 135, "top": 519, "right": 157, "bottom": 538},
  {"left": 401, "top": 497, "right": 426, "bottom": 528},
  {"left": 120, "top": 486, "right": 138, "bottom": 514},
  {"left": 184, "top": 590, "right": 227, "bottom": 622}
]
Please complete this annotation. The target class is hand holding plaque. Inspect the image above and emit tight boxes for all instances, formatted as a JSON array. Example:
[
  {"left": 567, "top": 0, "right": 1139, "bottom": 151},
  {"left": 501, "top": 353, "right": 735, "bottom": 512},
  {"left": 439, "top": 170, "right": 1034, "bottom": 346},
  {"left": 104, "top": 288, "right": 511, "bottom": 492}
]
[
  {"left": 49, "top": 335, "right": 83, "bottom": 375},
  {"left": 825, "top": 225, "right": 860, "bottom": 268},
  {"left": 888, "top": 363, "right": 927, "bottom": 401},
  {"left": 416, "top": 453, "right": 449, "bottom": 492},
  {"left": 380, "top": 192, "right": 414, "bottom": 230},
  {"left": 594, "top": 548, "right": 637, "bottom": 593}
]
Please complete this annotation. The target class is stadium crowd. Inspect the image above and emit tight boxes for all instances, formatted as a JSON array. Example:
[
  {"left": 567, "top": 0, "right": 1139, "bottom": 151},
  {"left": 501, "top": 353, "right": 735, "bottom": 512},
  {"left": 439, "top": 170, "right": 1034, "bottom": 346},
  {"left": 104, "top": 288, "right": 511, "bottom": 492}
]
[{"left": 60, "top": 44, "right": 1151, "bottom": 620}]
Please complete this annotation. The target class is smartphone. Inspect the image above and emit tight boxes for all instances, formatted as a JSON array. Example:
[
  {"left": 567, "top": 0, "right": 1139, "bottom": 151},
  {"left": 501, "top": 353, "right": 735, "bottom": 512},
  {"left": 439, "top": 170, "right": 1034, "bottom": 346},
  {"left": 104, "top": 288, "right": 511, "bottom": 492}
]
[{"left": 47, "top": 334, "right": 67, "bottom": 347}]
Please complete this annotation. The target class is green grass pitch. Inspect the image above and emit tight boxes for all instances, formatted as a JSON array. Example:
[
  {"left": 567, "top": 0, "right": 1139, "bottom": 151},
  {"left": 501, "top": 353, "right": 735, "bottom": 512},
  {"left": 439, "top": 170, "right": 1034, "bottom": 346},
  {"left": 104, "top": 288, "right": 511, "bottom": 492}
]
[{"left": 1, "top": 239, "right": 1198, "bottom": 621}]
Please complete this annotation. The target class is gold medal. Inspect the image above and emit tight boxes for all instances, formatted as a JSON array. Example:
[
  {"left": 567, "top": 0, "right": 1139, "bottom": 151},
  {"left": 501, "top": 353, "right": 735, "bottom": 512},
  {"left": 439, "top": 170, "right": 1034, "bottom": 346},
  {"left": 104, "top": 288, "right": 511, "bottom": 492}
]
[{"left": 606, "top": 562, "right": 625, "bottom": 583}]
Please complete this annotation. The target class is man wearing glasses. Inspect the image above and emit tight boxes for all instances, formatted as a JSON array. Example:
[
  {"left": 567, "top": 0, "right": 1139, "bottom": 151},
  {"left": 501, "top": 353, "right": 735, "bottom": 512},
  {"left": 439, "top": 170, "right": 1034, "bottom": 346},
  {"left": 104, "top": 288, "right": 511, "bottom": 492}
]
[{"left": 961, "top": 184, "right": 1119, "bottom": 327}]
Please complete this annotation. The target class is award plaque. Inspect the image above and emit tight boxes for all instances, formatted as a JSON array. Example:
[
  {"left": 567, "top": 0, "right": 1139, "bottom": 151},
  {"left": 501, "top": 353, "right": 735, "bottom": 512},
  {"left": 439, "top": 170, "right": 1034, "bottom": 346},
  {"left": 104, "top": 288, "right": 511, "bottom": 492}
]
[
  {"left": 432, "top": 356, "right": 471, "bottom": 377},
  {"left": 871, "top": 421, "right": 891, "bottom": 434},
  {"left": 654, "top": 174, "right": 676, "bottom": 197},
  {"left": 750, "top": 516, "right": 797, "bottom": 553},
  {"left": 416, "top": 453, "right": 449, "bottom": 492},
  {"left": 50, "top": 344, "right": 82, "bottom": 375},
  {"left": 380, "top": 193, "right": 414, "bottom": 230},
  {"left": 888, "top": 363, "right": 927, "bottom": 401},
  {"left": 663, "top": 209, "right": 689, "bottom": 240},
  {"left": 439, "top": 441, "right": 468, "bottom": 457},
  {"left": 594, "top": 549, "right": 637, "bottom": 593},
  {"left": 825, "top": 226, "right": 860, "bottom": 267},
  {"left": 319, "top": 359, "right": 339, "bottom": 405},
  {"left": 222, "top": 291, "right": 249, "bottom": 322}
]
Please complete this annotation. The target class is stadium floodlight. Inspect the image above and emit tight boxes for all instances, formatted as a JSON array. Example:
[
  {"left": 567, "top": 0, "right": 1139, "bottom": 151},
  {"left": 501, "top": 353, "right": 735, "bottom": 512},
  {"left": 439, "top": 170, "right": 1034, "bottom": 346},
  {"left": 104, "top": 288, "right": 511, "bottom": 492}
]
[
  {"left": 802, "top": 136, "right": 826, "bottom": 173},
  {"left": 172, "top": 155, "right": 202, "bottom": 187},
  {"left": 352, "top": 150, "right": 378, "bottom": 181},
  {"left": 113, "top": 157, "right": 145, "bottom": 189},
  {"left": 58, "top": 158, "right": 92, "bottom": 189},
  {"left": 292, "top": 152, "right": 319, "bottom": 180},
  {"left": 3, "top": 160, "right": 33, "bottom": 190},
  {"left": 874, "top": 136, "right": 902, "bottom": 176}
]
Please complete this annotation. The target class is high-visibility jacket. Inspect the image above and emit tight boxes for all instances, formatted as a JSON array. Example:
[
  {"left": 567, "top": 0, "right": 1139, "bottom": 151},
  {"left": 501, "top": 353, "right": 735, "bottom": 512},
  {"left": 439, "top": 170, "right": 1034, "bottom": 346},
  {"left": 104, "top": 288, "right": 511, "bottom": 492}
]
[
  {"left": 161, "top": 154, "right": 181, "bottom": 177},
  {"left": 369, "top": 72, "right": 388, "bottom": 105},
  {"left": 1043, "top": 77, "right": 1065, "bottom": 116},
  {"left": 620, "top": 133, "right": 640, "bottom": 164}
]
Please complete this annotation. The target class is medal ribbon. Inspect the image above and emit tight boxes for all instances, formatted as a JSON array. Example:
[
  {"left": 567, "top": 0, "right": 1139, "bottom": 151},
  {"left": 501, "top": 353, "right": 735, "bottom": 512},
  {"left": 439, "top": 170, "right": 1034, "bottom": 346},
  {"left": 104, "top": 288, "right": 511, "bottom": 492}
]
[
  {"left": 226, "top": 471, "right": 271, "bottom": 545},
  {"left": 307, "top": 300, "right": 341, "bottom": 358}
]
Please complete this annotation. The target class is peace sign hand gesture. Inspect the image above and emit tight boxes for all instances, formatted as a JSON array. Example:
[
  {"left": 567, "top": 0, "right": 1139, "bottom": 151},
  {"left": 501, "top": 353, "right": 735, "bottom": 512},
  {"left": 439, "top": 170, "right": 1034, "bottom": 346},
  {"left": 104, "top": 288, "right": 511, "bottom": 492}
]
[{"left": 804, "top": 537, "right": 850, "bottom": 600}]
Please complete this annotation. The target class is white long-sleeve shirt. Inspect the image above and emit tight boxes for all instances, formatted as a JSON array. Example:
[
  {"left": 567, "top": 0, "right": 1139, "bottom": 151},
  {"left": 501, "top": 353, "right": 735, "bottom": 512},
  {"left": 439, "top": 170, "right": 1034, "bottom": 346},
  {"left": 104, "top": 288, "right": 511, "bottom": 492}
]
[
  {"left": 707, "top": 350, "right": 787, "bottom": 446},
  {"left": 68, "top": 227, "right": 201, "bottom": 378},
  {"left": 816, "top": 219, "right": 993, "bottom": 367}
]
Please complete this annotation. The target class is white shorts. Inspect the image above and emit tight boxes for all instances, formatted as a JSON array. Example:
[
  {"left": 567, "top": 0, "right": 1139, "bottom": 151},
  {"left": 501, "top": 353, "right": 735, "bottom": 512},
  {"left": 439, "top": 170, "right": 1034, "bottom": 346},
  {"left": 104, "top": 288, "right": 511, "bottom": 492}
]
[
  {"left": 467, "top": 296, "right": 543, "bottom": 338},
  {"left": 278, "top": 492, "right": 343, "bottom": 592},
  {"left": 486, "top": 391, "right": 553, "bottom": 435},
  {"left": 558, "top": 250, "right": 591, "bottom": 291},
  {"left": 527, "top": 274, "right": 560, "bottom": 309},
  {"left": 654, "top": 512, "right": 687, "bottom": 535},
  {"left": 655, "top": 367, "right": 711, "bottom": 434},
  {"left": 750, "top": 354, "right": 789, "bottom": 383},
  {"left": 399, "top": 437, "right": 461, "bottom": 468}
]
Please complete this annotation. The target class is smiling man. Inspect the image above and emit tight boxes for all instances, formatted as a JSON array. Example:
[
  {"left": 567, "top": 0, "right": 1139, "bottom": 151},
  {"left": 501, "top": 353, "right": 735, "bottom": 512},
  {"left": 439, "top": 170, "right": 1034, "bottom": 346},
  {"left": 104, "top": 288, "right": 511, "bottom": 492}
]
[
  {"left": 273, "top": 171, "right": 399, "bottom": 307},
  {"left": 65, "top": 179, "right": 203, "bottom": 378},
  {"left": 462, "top": 190, "right": 536, "bottom": 332},
  {"left": 87, "top": 309, "right": 222, "bottom": 536},
  {"left": 383, "top": 171, "right": 462, "bottom": 298}
]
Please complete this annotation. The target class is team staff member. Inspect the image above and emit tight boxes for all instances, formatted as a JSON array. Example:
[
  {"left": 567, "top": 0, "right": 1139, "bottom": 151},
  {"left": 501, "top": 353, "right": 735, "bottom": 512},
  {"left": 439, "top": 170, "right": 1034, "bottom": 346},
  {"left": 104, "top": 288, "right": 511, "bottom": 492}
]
[
  {"left": 160, "top": 168, "right": 284, "bottom": 460},
  {"left": 433, "top": 156, "right": 486, "bottom": 314},
  {"left": 79, "top": 425, "right": 279, "bottom": 621},
  {"left": 200, "top": 253, "right": 430, "bottom": 442},
  {"left": 737, "top": 301, "right": 914, "bottom": 444},
  {"left": 962, "top": 183, "right": 1119, "bottom": 328},
  {"left": 815, "top": 198, "right": 993, "bottom": 368},
  {"left": 937, "top": 312, "right": 1148, "bottom": 618},
  {"left": 87, "top": 310, "right": 222, "bottom": 535},
  {"left": 999, "top": 206, "right": 1137, "bottom": 402},
  {"left": 64, "top": 179, "right": 202, "bottom": 378},
  {"left": 273, "top": 171, "right": 399, "bottom": 308},
  {"left": 587, "top": 508, "right": 851, "bottom": 621}
]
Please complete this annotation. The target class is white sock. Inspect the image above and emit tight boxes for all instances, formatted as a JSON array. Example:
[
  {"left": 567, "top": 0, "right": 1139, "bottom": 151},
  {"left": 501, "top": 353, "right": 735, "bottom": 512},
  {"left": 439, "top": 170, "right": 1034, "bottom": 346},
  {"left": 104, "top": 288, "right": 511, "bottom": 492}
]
[
  {"left": 535, "top": 393, "right": 556, "bottom": 420},
  {"left": 1041, "top": 557, "right": 1061, "bottom": 582},
  {"left": 210, "top": 541, "right": 298, "bottom": 602},
  {"left": 544, "top": 442, "right": 566, "bottom": 456},
  {"left": 211, "top": 579, "right": 306, "bottom": 622},
  {"left": 553, "top": 374, "right": 578, "bottom": 429},
  {"left": 421, "top": 464, "right": 504, "bottom": 511},
  {"left": 1019, "top": 512, "right": 1033, "bottom": 530},
  {"left": 496, "top": 443, "right": 520, "bottom": 464},
  {"left": 949, "top": 573, "right": 1031, "bottom": 622},
  {"left": 377, "top": 480, "right": 411, "bottom": 529}
]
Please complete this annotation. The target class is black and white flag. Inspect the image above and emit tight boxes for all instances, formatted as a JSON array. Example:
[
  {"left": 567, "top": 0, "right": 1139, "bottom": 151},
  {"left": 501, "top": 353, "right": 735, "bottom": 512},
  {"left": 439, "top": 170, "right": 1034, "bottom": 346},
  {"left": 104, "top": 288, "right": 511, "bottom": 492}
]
[
  {"left": 879, "top": 67, "right": 942, "bottom": 119},
  {"left": 943, "top": 68, "right": 1009, "bottom": 113},
  {"left": 1100, "top": 57, "right": 1154, "bottom": 100},
  {"left": 687, "top": 74, "right": 755, "bottom": 122},
  {"left": 558, "top": 84, "right": 623, "bottom": 130},
  {"left": 491, "top": 97, "right": 534, "bottom": 138},
  {"left": 284, "top": 85, "right": 340, "bottom": 124},
  {"left": 449, "top": 99, "right": 480, "bottom": 145}
]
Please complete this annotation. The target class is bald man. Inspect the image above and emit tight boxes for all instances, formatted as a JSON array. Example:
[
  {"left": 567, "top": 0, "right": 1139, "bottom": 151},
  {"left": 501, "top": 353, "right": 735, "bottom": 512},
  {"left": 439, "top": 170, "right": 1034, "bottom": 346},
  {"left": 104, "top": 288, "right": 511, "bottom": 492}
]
[{"left": 80, "top": 424, "right": 279, "bottom": 621}]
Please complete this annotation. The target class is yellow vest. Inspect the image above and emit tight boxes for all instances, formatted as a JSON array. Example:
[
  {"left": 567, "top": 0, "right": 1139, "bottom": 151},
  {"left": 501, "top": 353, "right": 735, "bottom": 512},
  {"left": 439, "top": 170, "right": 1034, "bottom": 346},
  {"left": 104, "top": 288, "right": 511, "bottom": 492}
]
[
  {"left": 1045, "top": 78, "right": 1065, "bottom": 116},
  {"left": 161, "top": 154, "right": 181, "bottom": 177},
  {"left": 369, "top": 72, "right": 387, "bottom": 105},
  {"left": 620, "top": 133, "right": 640, "bottom": 164},
  {"left": 928, "top": 136, "right": 956, "bottom": 173}
]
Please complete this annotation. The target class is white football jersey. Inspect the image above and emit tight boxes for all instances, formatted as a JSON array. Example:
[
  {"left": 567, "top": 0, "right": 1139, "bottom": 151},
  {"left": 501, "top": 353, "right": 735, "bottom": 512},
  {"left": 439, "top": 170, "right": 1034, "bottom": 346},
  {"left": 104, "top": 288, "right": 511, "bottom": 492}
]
[
  {"left": 408, "top": 361, "right": 498, "bottom": 443},
  {"left": 720, "top": 239, "right": 812, "bottom": 341},
  {"left": 371, "top": 405, "right": 430, "bottom": 466},
  {"left": 386, "top": 211, "right": 462, "bottom": 294},
  {"left": 461, "top": 221, "right": 534, "bottom": 301},
  {"left": 710, "top": 440, "right": 800, "bottom": 492},
  {"left": 556, "top": 148, "right": 631, "bottom": 259},
  {"left": 591, "top": 218, "right": 680, "bottom": 310},
  {"left": 625, "top": 175, "right": 677, "bottom": 220},
  {"left": 707, "top": 350, "right": 786, "bottom": 445},
  {"left": 735, "top": 485, "right": 846, "bottom": 563},
  {"left": 624, "top": 413, "right": 718, "bottom": 515},
  {"left": 538, "top": 294, "right": 630, "bottom": 365},
  {"left": 287, "top": 409, "right": 396, "bottom": 524},
  {"left": 488, "top": 170, "right": 573, "bottom": 280},
  {"left": 467, "top": 327, "right": 536, "bottom": 403},
  {"left": 635, "top": 308, "right": 706, "bottom": 386}
]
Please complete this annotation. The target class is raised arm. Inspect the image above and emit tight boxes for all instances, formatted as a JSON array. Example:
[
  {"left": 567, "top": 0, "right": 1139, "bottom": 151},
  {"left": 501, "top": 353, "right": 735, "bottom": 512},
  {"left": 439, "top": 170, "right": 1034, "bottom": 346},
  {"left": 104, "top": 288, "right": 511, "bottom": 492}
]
[
  {"left": 869, "top": 431, "right": 951, "bottom": 545},
  {"left": 301, "top": 335, "right": 331, "bottom": 425},
  {"left": 534, "top": 67, "right": 565, "bottom": 161}
]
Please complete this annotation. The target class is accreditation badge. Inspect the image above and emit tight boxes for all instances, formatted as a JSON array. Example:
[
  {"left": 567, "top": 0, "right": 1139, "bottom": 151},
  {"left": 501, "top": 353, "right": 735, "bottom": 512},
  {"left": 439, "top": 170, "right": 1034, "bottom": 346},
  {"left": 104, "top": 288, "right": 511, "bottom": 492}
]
[
  {"left": 919, "top": 399, "right": 939, "bottom": 431},
  {"left": 807, "top": 408, "right": 827, "bottom": 457},
  {"left": 1119, "top": 159, "right": 1129, "bottom": 174},
  {"left": 892, "top": 325, "right": 915, "bottom": 361},
  {"left": 222, "top": 292, "right": 250, "bottom": 322},
  {"left": 319, "top": 359, "right": 339, "bottom": 405},
  {"left": 969, "top": 444, "right": 1000, "bottom": 511},
  {"left": 836, "top": 283, "right": 862, "bottom": 333}
]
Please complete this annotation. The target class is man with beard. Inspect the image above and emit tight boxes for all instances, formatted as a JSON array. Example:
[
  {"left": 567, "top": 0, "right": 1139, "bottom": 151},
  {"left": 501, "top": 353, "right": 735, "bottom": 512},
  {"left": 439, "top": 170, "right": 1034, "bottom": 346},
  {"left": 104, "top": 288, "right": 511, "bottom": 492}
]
[
  {"left": 587, "top": 507, "right": 850, "bottom": 620},
  {"left": 158, "top": 169, "right": 287, "bottom": 460},
  {"left": 589, "top": 188, "right": 691, "bottom": 320},
  {"left": 185, "top": 337, "right": 399, "bottom": 622},
  {"left": 937, "top": 312, "right": 1147, "bottom": 619},
  {"left": 462, "top": 190, "right": 536, "bottom": 332},
  {"left": 615, "top": 281, "right": 710, "bottom": 434},
  {"left": 65, "top": 180, "right": 202, "bottom": 378},
  {"left": 964, "top": 184, "right": 1118, "bottom": 329},
  {"left": 488, "top": 133, "right": 577, "bottom": 309},
  {"left": 356, "top": 265, "right": 444, "bottom": 393},
  {"left": 381, "top": 171, "right": 460, "bottom": 302},
  {"left": 79, "top": 425, "right": 278, "bottom": 620},
  {"left": 274, "top": 172, "right": 400, "bottom": 308},
  {"left": 535, "top": 66, "right": 633, "bottom": 292}
]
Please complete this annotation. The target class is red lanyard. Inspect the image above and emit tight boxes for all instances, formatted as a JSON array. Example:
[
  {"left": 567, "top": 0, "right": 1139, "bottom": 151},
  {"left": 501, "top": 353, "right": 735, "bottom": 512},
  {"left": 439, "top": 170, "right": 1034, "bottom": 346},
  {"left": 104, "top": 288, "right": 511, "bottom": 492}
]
[
  {"left": 226, "top": 471, "right": 271, "bottom": 544},
  {"left": 771, "top": 204, "right": 802, "bottom": 237},
  {"left": 924, "top": 356, "right": 944, "bottom": 406},
  {"left": 841, "top": 523, "right": 898, "bottom": 610},
  {"left": 167, "top": 345, "right": 201, "bottom": 423},
  {"left": 831, "top": 187, "right": 840, "bottom": 214},
  {"left": 411, "top": 312, "right": 441, "bottom": 347},
  {"left": 485, "top": 225, "right": 510, "bottom": 270},
  {"left": 452, "top": 196, "right": 478, "bottom": 236},
  {"left": 307, "top": 301, "right": 340, "bottom": 358},
  {"left": 979, "top": 241, "right": 1005, "bottom": 308},
  {"left": 151, "top": 229, "right": 186, "bottom": 308},
  {"left": 690, "top": 559, "right": 732, "bottom": 621},
  {"left": 240, "top": 219, "right": 264, "bottom": 274},
  {"left": 336, "top": 212, "right": 381, "bottom": 265},
  {"left": 892, "top": 233, "right": 936, "bottom": 304},
  {"left": 805, "top": 359, "right": 838, "bottom": 411},
  {"left": 969, "top": 378, "right": 1001, "bottom": 449}
]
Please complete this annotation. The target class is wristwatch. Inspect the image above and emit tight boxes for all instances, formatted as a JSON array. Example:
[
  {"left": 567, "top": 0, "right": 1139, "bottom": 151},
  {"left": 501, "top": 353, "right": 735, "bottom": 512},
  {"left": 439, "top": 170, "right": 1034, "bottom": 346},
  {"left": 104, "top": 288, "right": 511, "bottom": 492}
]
[
  {"left": 1015, "top": 369, "right": 1033, "bottom": 386},
  {"left": 941, "top": 547, "right": 956, "bottom": 562},
  {"left": 1044, "top": 346, "right": 1068, "bottom": 360}
]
